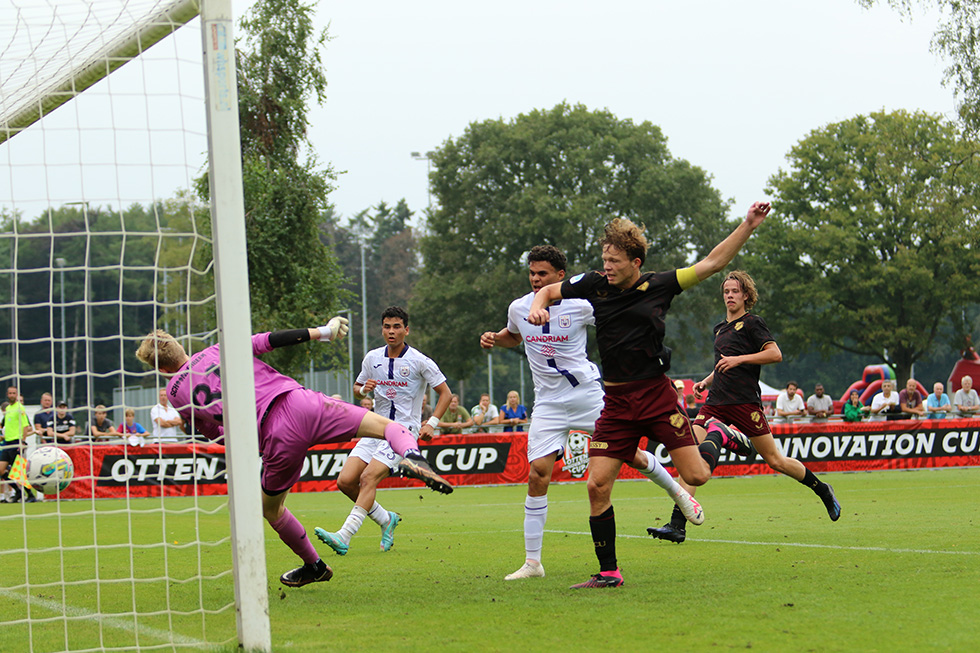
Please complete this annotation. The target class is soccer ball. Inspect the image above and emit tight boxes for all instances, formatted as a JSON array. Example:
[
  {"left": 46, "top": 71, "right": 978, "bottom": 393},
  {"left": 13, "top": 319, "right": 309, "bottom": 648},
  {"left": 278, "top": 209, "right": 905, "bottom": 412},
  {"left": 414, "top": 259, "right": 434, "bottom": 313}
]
[{"left": 26, "top": 446, "right": 74, "bottom": 494}]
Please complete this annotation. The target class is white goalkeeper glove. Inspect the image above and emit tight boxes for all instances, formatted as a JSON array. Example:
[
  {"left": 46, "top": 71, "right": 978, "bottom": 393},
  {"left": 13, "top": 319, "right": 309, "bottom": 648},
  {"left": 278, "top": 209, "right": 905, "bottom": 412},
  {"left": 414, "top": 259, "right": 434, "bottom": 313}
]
[{"left": 318, "top": 316, "right": 350, "bottom": 342}]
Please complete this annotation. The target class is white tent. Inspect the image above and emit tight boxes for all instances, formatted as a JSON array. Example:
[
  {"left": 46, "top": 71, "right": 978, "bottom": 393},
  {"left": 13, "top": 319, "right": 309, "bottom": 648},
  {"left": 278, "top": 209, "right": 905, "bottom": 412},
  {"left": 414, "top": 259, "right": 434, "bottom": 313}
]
[{"left": 759, "top": 380, "right": 781, "bottom": 400}]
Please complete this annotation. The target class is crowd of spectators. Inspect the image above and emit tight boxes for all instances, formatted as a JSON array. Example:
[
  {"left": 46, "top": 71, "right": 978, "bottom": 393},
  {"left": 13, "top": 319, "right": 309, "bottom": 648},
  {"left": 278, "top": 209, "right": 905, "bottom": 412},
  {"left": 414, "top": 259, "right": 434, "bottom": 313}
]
[{"left": 761, "top": 375, "right": 980, "bottom": 423}]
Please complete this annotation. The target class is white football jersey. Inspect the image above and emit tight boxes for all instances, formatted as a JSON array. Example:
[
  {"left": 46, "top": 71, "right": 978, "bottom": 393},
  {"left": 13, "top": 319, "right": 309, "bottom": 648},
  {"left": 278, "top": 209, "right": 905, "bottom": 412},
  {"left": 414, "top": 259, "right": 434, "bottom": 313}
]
[
  {"left": 507, "top": 291, "right": 600, "bottom": 400},
  {"left": 356, "top": 344, "right": 447, "bottom": 429}
]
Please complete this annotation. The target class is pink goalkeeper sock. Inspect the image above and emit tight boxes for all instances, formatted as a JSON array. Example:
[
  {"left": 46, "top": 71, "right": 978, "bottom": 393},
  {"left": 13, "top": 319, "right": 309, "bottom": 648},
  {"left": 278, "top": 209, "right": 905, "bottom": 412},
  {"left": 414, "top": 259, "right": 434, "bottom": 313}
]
[
  {"left": 383, "top": 421, "right": 419, "bottom": 457},
  {"left": 270, "top": 508, "right": 319, "bottom": 564}
]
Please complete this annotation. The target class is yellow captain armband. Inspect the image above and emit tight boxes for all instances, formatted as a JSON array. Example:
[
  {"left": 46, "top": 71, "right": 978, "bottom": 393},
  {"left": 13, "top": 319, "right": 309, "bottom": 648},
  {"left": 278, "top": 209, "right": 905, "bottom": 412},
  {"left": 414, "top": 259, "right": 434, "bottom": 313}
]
[{"left": 677, "top": 265, "right": 700, "bottom": 290}]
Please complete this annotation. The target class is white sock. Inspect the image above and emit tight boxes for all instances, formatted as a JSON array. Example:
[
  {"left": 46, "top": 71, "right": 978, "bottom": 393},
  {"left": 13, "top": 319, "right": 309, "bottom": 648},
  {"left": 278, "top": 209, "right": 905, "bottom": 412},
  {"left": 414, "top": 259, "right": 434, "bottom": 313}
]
[
  {"left": 337, "top": 505, "right": 367, "bottom": 544},
  {"left": 639, "top": 450, "right": 682, "bottom": 499},
  {"left": 366, "top": 501, "right": 390, "bottom": 528},
  {"left": 523, "top": 494, "right": 548, "bottom": 562}
]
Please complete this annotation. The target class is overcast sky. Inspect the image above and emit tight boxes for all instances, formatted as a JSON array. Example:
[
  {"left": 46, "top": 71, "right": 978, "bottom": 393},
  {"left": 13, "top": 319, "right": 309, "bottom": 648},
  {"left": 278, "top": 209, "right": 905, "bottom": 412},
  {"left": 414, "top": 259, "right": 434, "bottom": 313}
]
[
  {"left": 0, "top": 0, "right": 960, "bottom": 227},
  {"left": 268, "top": 0, "right": 958, "bottom": 223}
]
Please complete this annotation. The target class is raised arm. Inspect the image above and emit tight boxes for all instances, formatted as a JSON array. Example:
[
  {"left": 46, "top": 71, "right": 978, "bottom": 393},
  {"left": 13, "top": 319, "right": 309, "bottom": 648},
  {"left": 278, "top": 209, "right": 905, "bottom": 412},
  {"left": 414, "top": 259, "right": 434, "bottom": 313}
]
[
  {"left": 693, "top": 202, "right": 771, "bottom": 281},
  {"left": 527, "top": 282, "right": 564, "bottom": 325}
]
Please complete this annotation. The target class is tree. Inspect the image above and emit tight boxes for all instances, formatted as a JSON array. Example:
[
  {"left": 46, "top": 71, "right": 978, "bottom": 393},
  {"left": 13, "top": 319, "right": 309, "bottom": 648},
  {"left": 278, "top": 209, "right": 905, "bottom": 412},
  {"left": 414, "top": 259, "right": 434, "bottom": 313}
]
[
  {"left": 412, "top": 102, "right": 733, "bottom": 380},
  {"left": 196, "top": 0, "right": 348, "bottom": 378},
  {"left": 746, "top": 109, "right": 980, "bottom": 385},
  {"left": 319, "top": 200, "right": 420, "bottom": 365},
  {"left": 860, "top": 1, "right": 980, "bottom": 131}
]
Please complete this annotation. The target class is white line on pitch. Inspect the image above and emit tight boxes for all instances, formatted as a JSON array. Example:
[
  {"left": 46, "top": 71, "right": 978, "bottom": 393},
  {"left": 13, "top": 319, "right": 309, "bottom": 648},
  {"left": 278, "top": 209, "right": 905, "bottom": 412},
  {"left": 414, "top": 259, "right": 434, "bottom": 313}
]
[
  {"left": 0, "top": 588, "right": 213, "bottom": 648},
  {"left": 544, "top": 530, "right": 980, "bottom": 556}
]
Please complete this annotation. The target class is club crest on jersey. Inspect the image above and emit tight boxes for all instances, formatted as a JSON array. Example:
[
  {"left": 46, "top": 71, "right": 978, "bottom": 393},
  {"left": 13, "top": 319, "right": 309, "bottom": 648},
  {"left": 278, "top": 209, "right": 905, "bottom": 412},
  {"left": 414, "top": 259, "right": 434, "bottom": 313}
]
[
  {"left": 734, "top": 321, "right": 744, "bottom": 331},
  {"left": 751, "top": 411, "right": 763, "bottom": 424},
  {"left": 398, "top": 365, "right": 410, "bottom": 377},
  {"left": 669, "top": 413, "right": 685, "bottom": 428},
  {"left": 558, "top": 314, "right": 571, "bottom": 329}
]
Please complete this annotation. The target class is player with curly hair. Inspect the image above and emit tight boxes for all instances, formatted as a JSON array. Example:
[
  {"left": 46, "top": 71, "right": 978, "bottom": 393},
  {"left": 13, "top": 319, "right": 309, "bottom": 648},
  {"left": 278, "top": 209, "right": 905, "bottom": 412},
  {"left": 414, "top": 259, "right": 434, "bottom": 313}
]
[{"left": 528, "top": 203, "right": 771, "bottom": 588}]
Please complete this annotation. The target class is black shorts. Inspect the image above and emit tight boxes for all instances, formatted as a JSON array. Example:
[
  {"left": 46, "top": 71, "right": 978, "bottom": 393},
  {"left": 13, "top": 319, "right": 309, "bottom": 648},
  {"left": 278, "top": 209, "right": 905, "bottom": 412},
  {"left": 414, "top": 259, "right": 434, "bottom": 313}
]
[{"left": 0, "top": 442, "right": 21, "bottom": 465}]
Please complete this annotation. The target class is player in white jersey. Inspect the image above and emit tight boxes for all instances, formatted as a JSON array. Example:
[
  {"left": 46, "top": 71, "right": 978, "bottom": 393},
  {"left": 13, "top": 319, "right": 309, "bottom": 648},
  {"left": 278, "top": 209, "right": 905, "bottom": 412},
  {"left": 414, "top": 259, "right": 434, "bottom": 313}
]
[
  {"left": 480, "top": 246, "right": 704, "bottom": 581},
  {"left": 315, "top": 306, "right": 452, "bottom": 555}
]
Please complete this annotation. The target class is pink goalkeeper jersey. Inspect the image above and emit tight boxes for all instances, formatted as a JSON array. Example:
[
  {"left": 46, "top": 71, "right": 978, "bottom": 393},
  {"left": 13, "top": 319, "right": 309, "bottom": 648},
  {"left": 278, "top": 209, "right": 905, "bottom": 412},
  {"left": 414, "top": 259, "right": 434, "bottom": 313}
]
[{"left": 166, "top": 333, "right": 302, "bottom": 441}]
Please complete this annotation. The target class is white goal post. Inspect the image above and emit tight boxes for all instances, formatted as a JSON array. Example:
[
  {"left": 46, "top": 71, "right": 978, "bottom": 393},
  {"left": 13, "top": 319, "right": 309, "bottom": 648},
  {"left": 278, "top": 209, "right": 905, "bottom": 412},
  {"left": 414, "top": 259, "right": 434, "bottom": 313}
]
[{"left": 0, "top": 0, "right": 271, "bottom": 650}]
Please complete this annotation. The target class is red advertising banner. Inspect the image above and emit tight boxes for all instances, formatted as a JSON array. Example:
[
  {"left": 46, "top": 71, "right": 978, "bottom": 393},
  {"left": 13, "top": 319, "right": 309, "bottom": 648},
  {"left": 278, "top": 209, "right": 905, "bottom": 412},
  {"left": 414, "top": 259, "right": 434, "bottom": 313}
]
[{"left": 57, "top": 418, "right": 980, "bottom": 500}]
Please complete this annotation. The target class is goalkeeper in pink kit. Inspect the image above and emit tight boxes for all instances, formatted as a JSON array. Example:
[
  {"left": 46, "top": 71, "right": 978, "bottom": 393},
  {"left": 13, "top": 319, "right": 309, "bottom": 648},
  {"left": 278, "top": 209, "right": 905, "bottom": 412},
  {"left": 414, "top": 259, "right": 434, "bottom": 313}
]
[{"left": 136, "top": 317, "right": 453, "bottom": 588}]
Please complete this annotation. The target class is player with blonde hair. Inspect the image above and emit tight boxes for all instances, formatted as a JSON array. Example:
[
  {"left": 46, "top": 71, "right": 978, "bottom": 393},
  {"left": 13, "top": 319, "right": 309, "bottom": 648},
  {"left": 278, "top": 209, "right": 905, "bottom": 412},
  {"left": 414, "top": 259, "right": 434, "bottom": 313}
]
[
  {"left": 136, "top": 318, "right": 453, "bottom": 588},
  {"left": 528, "top": 203, "right": 770, "bottom": 588}
]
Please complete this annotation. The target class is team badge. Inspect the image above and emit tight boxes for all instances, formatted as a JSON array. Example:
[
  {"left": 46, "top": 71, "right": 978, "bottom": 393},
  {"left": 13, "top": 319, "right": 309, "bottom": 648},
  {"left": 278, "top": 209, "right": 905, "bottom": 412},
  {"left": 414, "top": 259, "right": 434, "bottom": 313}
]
[
  {"left": 637, "top": 281, "right": 649, "bottom": 291},
  {"left": 398, "top": 365, "right": 410, "bottom": 377},
  {"left": 735, "top": 321, "right": 744, "bottom": 331},
  {"left": 562, "top": 430, "right": 591, "bottom": 478},
  {"left": 669, "top": 413, "right": 685, "bottom": 428},
  {"left": 751, "top": 411, "right": 762, "bottom": 424},
  {"left": 559, "top": 314, "right": 571, "bottom": 329}
]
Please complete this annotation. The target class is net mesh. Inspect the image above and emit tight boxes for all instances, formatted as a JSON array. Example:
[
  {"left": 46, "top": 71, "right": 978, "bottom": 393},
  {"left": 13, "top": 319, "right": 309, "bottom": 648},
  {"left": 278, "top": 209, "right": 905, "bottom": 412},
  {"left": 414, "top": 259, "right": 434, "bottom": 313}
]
[{"left": 0, "top": 1, "right": 237, "bottom": 650}]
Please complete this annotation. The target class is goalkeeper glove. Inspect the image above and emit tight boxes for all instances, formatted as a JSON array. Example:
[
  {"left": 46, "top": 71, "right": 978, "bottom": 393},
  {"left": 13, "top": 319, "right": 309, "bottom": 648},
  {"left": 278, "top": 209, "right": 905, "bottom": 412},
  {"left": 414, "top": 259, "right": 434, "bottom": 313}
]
[{"left": 318, "top": 316, "right": 350, "bottom": 342}]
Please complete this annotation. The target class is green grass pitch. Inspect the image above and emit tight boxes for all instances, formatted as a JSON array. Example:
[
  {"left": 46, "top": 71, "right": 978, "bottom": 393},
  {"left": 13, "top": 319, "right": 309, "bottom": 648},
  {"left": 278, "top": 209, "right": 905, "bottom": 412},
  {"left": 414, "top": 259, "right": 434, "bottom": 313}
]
[{"left": 4, "top": 467, "right": 978, "bottom": 652}]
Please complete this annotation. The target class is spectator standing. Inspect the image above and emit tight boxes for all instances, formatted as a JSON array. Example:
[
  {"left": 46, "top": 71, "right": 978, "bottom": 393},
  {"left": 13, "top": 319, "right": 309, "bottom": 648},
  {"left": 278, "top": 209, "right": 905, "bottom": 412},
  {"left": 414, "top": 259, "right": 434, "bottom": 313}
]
[
  {"left": 899, "top": 379, "right": 926, "bottom": 419},
  {"left": 775, "top": 381, "right": 806, "bottom": 422},
  {"left": 438, "top": 394, "right": 472, "bottom": 435},
  {"left": 953, "top": 375, "right": 980, "bottom": 417},
  {"left": 1, "top": 386, "right": 36, "bottom": 503},
  {"left": 925, "top": 382, "right": 952, "bottom": 419},
  {"left": 53, "top": 402, "right": 76, "bottom": 444},
  {"left": 89, "top": 405, "right": 118, "bottom": 440},
  {"left": 806, "top": 384, "right": 834, "bottom": 421},
  {"left": 420, "top": 393, "right": 433, "bottom": 424},
  {"left": 470, "top": 393, "right": 499, "bottom": 433},
  {"left": 499, "top": 390, "right": 528, "bottom": 432},
  {"left": 842, "top": 391, "right": 865, "bottom": 423},
  {"left": 869, "top": 381, "right": 900, "bottom": 421},
  {"left": 33, "top": 392, "right": 55, "bottom": 442},
  {"left": 150, "top": 389, "right": 182, "bottom": 444}
]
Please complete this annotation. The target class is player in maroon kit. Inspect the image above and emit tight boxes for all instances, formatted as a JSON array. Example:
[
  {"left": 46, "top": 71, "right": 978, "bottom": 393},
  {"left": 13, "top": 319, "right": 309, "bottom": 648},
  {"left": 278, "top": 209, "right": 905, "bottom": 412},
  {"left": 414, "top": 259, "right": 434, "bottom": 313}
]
[{"left": 648, "top": 269, "right": 840, "bottom": 544}]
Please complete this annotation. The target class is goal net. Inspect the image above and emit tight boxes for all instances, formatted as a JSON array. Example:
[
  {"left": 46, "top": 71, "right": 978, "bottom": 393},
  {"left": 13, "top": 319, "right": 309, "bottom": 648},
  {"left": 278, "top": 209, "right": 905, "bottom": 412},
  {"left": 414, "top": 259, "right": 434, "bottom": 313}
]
[{"left": 0, "top": 0, "right": 269, "bottom": 650}]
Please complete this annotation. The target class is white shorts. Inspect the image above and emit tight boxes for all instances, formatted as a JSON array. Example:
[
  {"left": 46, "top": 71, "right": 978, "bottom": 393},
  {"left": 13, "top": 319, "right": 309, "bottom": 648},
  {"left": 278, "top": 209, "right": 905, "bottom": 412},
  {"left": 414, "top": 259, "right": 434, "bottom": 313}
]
[
  {"left": 348, "top": 422, "right": 417, "bottom": 470},
  {"left": 526, "top": 380, "right": 603, "bottom": 462}
]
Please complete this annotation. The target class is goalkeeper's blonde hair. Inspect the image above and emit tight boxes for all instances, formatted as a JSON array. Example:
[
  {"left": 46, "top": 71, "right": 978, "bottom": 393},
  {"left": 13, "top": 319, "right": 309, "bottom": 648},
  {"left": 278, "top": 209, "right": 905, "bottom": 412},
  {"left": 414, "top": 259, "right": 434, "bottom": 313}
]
[{"left": 135, "top": 329, "right": 186, "bottom": 371}]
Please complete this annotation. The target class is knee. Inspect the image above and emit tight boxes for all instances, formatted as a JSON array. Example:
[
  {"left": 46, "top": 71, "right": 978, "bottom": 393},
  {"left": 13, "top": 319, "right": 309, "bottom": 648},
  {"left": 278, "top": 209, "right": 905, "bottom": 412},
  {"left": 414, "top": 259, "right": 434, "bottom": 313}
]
[
  {"left": 263, "top": 504, "right": 283, "bottom": 524},
  {"left": 337, "top": 474, "right": 359, "bottom": 496},
  {"left": 679, "top": 467, "right": 710, "bottom": 487},
  {"left": 359, "top": 468, "right": 385, "bottom": 488},
  {"left": 766, "top": 455, "right": 790, "bottom": 475}
]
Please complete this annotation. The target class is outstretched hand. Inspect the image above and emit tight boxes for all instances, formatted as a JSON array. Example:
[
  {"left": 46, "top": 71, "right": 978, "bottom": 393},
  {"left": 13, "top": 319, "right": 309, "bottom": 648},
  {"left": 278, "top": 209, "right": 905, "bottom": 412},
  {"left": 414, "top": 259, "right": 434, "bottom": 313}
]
[{"left": 318, "top": 316, "right": 350, "bottom": 342}]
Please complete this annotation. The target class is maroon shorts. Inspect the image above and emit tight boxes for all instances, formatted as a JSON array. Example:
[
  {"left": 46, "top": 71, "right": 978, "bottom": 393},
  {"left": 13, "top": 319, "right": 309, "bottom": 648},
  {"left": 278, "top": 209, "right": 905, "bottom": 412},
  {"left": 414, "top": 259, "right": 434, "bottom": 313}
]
[
  {"left": 591, "top": 376, "right": 698, "bottom": 461},
  {"left": 693, "top": 403, "right": 771, "bottom": 438}
]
